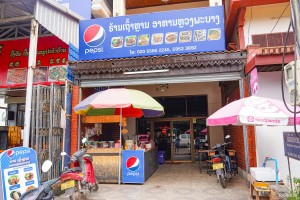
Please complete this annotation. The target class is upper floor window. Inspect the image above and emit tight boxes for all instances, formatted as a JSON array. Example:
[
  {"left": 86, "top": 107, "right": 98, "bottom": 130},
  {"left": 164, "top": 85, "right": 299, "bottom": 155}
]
[{"left": 252, "top": 32, "right": 294, "bottom": 47}]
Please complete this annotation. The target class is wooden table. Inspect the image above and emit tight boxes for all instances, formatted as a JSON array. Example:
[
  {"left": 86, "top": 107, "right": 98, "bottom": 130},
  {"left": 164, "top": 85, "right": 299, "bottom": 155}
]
[
  {"left": 247, "top": 174, "right": 283, "bottom": 200},
  {"left": 198, "top": 149, "right": 210, "bottom": 173}
]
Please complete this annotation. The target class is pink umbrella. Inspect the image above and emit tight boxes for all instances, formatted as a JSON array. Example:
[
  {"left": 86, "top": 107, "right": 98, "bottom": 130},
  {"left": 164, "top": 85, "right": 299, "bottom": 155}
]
[
  {"left": 207, "top": 96, "right": 300, "bottom": 126},
  {"left": 201, "top": 128, "right": 207, "bottom": 133}
]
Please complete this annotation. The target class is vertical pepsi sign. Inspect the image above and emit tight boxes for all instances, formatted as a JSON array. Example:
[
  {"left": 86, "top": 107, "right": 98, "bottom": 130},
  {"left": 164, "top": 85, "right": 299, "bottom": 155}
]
[
  {"left": 122, "top": 150, "right": 145, "bottom": 184},
  {"left": 0, "top": 147, "right": 40, "bottom": 200}
]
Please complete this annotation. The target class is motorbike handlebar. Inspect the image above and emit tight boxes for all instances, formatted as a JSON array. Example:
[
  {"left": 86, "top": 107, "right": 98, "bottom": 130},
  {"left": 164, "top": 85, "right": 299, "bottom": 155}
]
[
  {"left": 212, "top": 142, "right": 231, "bottom": 150},
  {"left": 19, "top": 177, "right": 60, "bottom": 200},
  {"left": 71, "top": 148, "right": 87, "bottom": 162}
]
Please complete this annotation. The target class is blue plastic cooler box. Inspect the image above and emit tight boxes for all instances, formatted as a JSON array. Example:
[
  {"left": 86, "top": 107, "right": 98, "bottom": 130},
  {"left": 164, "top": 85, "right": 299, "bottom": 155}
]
[{"left": 158, "top": 151, "right": 165, "bottom": 164}]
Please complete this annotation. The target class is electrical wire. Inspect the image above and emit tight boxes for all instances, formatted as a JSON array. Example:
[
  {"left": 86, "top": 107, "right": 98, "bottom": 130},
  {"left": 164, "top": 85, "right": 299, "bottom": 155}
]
[
  {"left": 270, "top": 3, "right": 290, "bottom": 33},
  {"left": 281, "top": 22, "right": 297, "bottom": 113},
  {"left": 290, "top": 9, "right": 300, "bottom": 137}
]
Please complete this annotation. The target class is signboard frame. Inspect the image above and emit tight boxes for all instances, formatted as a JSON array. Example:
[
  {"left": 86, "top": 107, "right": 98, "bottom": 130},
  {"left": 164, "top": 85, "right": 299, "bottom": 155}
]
[
  {"left": 0, "top": 147, "right": 40, "bottom": 200},
  {"left": 283, "top": 132, "right": 300, "bottom": 161},
  {"left": 0, "top": 36, "right": 69, "bottom": 88},
  {"left": 79, "top": 6, "right": 225, "bottom": 60}
]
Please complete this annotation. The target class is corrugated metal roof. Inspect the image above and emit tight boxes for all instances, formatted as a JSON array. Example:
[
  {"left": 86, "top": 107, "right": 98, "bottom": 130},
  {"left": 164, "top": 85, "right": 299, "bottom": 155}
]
[
  {"left": 0, "top": 0, "right": 35, "bottom": 20},
  {"left": 0, "top": 0, "right": 82, "bottom": 48},
  {"left": 35, "top": 0, "right": 83, "bottom": 48}
]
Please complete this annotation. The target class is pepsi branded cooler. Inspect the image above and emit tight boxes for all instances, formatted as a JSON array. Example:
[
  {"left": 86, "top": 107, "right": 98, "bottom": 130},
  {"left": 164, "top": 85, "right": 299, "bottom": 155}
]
[{"left": 122, "top": 150, "right": 145, "bottom": 184}]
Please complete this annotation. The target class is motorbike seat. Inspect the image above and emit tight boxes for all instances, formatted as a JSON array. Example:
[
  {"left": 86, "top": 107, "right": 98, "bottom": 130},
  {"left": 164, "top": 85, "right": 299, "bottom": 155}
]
[
  {"left": 212, "top": 155, "right": 221, "bottom": 158},
  {"left": 61, "top": 167, "right": 82, "bottom": 174}
]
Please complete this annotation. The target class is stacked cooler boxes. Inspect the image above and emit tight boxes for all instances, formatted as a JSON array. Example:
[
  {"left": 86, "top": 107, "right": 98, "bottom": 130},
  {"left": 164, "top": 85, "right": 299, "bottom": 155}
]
[{"left": 8, "top": 126, "right": 22, "bottom": 147}]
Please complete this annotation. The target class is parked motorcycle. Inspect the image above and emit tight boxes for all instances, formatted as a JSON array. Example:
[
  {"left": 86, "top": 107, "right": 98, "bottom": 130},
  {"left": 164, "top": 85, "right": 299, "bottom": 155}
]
[
  {"left": 212, "top": 135, "right": 233, "bottom": 188},
  {"left": 194, "top": 136, "right": 209, "bottom": 150},
  {"left": 20, "top": 160, "right": 59, "bottom": 200},
  {"left": 60, "top": 138, "right": 98, "bottom": 200}
]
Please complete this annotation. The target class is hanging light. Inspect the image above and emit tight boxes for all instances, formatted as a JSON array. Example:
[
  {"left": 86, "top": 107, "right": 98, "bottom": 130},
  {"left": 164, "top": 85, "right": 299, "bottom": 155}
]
[{"left": 156, "top": 84, "right": 169, "bottom": 92}]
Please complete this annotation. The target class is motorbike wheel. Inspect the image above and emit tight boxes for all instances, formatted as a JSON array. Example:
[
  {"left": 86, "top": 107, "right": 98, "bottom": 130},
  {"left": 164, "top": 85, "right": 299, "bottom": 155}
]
[
  {"left": 187, "top": 142, "right": 190, "bottom": 148},
  {"left": 69, "top": 192, "right": 87, "bottom": 200},
  {"left": 69, "top": 195, "right": 74, "bottom": 200},
  {"left": 69, "top": 181, "right": 84, "bottom": 200},
  {"left": 218, "top": 174, "right": 226, "bottom": 188},
  {"left": 92, "top": 182, "right": 99, "bottom": 192}
]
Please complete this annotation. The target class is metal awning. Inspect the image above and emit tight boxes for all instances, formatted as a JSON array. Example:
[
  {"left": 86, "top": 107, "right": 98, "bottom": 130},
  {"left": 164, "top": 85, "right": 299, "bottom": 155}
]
[
  {"left": 70, "top": 50, "right": 247, "bottom": 87},
  {"left": 0, "top": 0, "right": 83, "bottom": 47},
  {"left": 80, "top": 72, "right": 242, "bottom": 87}
]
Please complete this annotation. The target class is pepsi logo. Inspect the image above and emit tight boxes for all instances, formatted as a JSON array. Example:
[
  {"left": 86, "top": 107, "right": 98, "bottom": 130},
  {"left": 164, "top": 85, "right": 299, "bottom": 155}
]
[
  {"left": 7, "top": 149, "right": 14, "bottom": 157},
  {"left": 247, "top": 116, "right": 254, "bottom": 122},
  {"left": 83, "top": 24, "right": 106, "bottom": 47},
  {"left": 126, "top": 156, "right": 140, "bottom": 172}
]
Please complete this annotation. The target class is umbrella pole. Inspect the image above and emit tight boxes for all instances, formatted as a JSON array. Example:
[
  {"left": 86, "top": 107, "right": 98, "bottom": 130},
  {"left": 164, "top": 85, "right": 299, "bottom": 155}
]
[
  {"left": 118, "top": 108, "right": 122, "bottom": 185},
  {"left": 239, "top": 79, "right": 250, "bottom": 187}
]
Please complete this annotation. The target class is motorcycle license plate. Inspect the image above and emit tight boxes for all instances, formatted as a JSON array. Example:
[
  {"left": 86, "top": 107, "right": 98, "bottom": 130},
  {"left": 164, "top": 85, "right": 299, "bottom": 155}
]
[
  {"left": 61, "top": 180, "right": 75, "bottom": 190},
  {"left": 213, "top": 163, "right": 224, "bottom": 170}
]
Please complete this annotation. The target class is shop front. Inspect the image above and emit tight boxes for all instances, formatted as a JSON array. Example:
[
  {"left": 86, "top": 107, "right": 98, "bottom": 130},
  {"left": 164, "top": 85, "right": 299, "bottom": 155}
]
[
  {"left": 70, "top": 6, "right": 247, "bottom": 183},
  {"left": 0, "top": 36, "right": 73, "bottom": 181}
]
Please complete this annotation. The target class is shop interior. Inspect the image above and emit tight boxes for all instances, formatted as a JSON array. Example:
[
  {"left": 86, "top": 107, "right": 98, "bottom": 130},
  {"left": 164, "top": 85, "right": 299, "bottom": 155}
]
[
  {"left": 80, "top": 82, "right": 219, "bottom": 164},
  {"left": 0, "top": 89, "right": 26, "bottom": 153}
]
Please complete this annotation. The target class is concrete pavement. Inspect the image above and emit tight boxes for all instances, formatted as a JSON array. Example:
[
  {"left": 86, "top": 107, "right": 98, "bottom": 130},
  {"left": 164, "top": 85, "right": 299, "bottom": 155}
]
[{"left": 57, "top": 162, "right": 251, "bottom": 200}]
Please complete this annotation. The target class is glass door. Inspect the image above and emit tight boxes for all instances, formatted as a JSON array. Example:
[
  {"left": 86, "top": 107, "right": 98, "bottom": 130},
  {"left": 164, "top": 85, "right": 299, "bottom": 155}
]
[
  {"left": 172, "top": 120, "right": 192, "bottom": 162},
  {"left": 154, "top": 121, "right": 171, "bottom": 161}
]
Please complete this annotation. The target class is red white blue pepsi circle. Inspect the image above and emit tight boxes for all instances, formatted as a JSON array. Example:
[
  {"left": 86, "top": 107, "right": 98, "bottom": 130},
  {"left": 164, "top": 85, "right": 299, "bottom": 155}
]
[
  {"left": 83, "top": 24, "right": 106, "bottom": 47},
  {"left": 6, "top": 149, "right": 14, "bottom": 157},
  {"left": 126, "top": 156, "right": 140, "bottom": 172}
]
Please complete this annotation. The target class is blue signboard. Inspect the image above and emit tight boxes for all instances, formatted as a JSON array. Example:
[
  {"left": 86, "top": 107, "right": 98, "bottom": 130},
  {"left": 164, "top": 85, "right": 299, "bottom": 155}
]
[
  {"left": 283, "top": 132, "right": 300, "bottom": 161},
  {"left": 0, "top": 147, "right": 40, "bottom": 200},
  {"left": 79, "top": 6, "right": 225, "bottom": 60},
  {"left": 55, "top": 0, "right": 91, "bottom": 19},
  {"left": 122, "top": 150, "right": 145, "bottom": 184}
]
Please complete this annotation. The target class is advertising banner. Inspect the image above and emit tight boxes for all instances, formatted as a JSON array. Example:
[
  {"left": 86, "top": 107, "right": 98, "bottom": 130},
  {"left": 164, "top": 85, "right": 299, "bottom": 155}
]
[
  {"left": 0, "top": 36, "right": 68, "bottom": 88},
  {"left": 79, "top": 6, "right": 225, "bottom": 60},
  {"left": 122, "top": 150, "right": 144, "bottom": 184},
  {"left": 283, "top": 132, "right": 300, "bottom": 161},
  {"left": 0, "top": 147, "right": 40, "bottom": 200}
]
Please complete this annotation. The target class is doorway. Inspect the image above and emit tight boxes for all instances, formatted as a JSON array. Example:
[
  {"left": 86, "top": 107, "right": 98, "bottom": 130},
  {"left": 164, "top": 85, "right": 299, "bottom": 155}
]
[
  {"left": 154, "top": 121, "right": 172, "bottom": 161},
  {"left": 152, "top": 119, "right": 194, "bottom": 162},
  {"left": 172, "top": 119, "right": 193, "bottom": 162}
]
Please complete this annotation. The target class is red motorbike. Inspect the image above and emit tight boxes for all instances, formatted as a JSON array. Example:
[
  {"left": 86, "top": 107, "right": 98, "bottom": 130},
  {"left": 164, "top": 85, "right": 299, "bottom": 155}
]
[{"left": 60, "top": 139, "right": 98, "bottom": 200}]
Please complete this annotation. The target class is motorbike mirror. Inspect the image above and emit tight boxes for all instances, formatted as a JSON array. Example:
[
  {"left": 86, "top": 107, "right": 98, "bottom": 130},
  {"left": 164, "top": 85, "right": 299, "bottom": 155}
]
[
  {"left": 60, "top": 152, "right": 67, "bottom": 156},
  {"left": 82, "top": 138, "right": 87, "bottom": 144},
  {"left": 225, "top": 135, "right": 230, "bottom": 139},
  {"left": 42, "top": 160, "right": 52, "bottom": 172}
]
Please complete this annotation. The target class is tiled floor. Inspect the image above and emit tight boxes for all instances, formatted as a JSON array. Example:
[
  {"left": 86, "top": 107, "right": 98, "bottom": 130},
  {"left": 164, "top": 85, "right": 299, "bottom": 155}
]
[{"left": 76, "top": 162, "right": 252, "bottom": 200}]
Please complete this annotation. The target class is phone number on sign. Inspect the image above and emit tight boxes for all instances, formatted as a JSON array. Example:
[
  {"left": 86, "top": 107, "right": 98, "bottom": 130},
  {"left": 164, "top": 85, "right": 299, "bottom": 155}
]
[{"left": 129, "top": 46, "right": 197, "bottom": 55}]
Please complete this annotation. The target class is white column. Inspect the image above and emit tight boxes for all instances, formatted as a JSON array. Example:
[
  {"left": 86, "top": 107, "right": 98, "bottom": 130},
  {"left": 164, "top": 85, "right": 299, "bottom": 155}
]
[
  {"left": 113, "top": 0, "right": 126, "bottom": 16},
  {"left": 23, "top": 19, "right": 39, "bottom": 147}
]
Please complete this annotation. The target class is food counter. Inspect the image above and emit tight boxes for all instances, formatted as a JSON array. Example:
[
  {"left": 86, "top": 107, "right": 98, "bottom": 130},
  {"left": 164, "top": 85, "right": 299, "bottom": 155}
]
[
  {"left": 87, "top": 147, "right": 158, "bottom": 184},
  {"left": 87, "top": 148, "right": 121, "bottom": 183}
]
